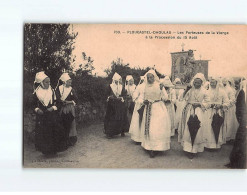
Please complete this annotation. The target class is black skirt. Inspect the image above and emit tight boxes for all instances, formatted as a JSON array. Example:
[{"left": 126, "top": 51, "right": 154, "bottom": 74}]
[
  {"left": 104, "top": 98, "right": 129, "bottom": 136},
  {"left": 35, "top": 110, "right": 68, "bottom": 154}
]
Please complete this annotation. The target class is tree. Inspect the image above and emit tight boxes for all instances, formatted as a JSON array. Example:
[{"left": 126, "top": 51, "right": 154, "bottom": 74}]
[
  {"left": 24, "top": 23, "right": 78, "bottom": 85},
  {"left": 104, "top": 57, "right": 164, "bottom": 85},
  {"left": 76, "top": 52, "right": 95, "bottom": 74}
]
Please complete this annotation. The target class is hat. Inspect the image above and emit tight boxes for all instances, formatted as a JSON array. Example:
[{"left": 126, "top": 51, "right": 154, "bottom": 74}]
[
  {"left": 126, "top": 75, "right": 134, "bottom": 81},
  {"left": 59, "top": 73, "right": 71, "bottom": 82},
  {"left": 191, "top": 73, "right": 206, "bottom": 86},
  {"left": 173, "top": 78, "right": 181, "bottom": 84},
  {"left": 34, "top": 71, "right": 48, "bottom": 83},
  {"left": 162, "top": 76, "right": 174, "bottom": 88},
  {"left": 112, "top": 72, "right": 122, "bottom": 81}
]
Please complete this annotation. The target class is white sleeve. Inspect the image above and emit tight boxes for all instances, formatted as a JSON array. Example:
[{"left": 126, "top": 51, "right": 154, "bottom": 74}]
[
  {"left": 161, "top": 88, "right": 168, "bottom": 101},
  {"left": 52, "top": 106, "right": 57, "bottom": 111}
]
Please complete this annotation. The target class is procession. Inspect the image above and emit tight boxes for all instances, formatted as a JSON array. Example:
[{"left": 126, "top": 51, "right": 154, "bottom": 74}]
[
  {"left": 23, "top": 24, "right": 247, "bottom": 169},
  {"left": 29, "top": 67, "right": 247, "bottom": 168}
]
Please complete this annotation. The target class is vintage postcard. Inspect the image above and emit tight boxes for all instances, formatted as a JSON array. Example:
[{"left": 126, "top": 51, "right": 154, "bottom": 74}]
[{"left": 23, "top": 24, "right": 247, "bottom": 168}]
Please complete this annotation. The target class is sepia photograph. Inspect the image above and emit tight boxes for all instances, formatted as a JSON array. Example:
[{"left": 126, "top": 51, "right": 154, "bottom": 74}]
[{"left": 23, "top": 24, "right": 247, "bottom": 169}]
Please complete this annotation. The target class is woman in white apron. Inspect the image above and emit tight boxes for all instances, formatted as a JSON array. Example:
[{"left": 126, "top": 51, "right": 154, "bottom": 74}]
[
  {"left": 139, "top": 70, "right": 171, "bottom": 158},
  {"left": 178, "top": 73, "right": 210, "bottom": 159},
  {"left": 204, "top": 77, "right": 229, "bottom": 149}
]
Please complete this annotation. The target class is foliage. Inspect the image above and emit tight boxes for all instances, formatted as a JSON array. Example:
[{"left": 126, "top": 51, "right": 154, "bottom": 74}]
[
  {"left": 104, "top": 58, "right": 164, "bottom": 85},
  {"left": 24, "top": 23, "right": 78, "bottom": 85},
  {"left": 77, "top": 52, "right": 95, "bottom": 74}
]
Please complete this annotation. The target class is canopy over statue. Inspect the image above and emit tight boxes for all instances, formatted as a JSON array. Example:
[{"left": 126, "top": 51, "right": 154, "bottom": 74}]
[{"left": 171, "top": 47, "right": 209, "bottom": 83}]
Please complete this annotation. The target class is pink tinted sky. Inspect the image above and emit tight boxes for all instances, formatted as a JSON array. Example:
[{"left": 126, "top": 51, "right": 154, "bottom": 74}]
[{"left": 72, "top": 24, "right": 247, "bottom": 78}]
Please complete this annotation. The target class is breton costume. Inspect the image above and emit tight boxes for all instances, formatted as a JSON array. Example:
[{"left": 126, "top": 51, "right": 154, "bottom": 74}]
[
  {"left": 227, "top": 78, "right": 247, "bottom": 168},
  {"left": 161, "top": 76, "right": 176, "bottom": 136},
  {"left": 204, "top": 77, "right": 229, "bottom": 149},
  {"left": 139, "top": 70, "right": 171, "bottom": 156},
  {"left": 129, "top": 76, "right": 145, "bottom": 143},
  {"left": 33, "top": 71, "right": 68, "bottom": 155},
  {"left": 124, "top": 75, "right": 136, "bottom": 125},
  {"left": 178, "top": 73, "right": 210, "bottom": 154},
  {"left": 173, "top": 78, "right": 186, "bottom": 130},
  {"left": 222, "top": 78, "right": 239, "bottom": 141},
  {"left": 104, "top": 73, "right": 129, "bottom": 137},
  {"left": 56, "top": 73, "right": 78, "bottom": 146}
]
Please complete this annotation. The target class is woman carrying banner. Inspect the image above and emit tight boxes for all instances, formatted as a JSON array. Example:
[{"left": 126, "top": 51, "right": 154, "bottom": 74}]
[
  {"left": 178, "top": 73, "right": 210, "bottom": 159},
  {"left": 56, "top": 73, "right": 78, "bottom": 146},
  {"left": 204, "top": 77, "right": 229, "bottom": 149},
  {"left": 32, "top": 71, "right": 68, "bottom": 155},
  {"left": 139, "top": 70, "right": 171, "bottom": 158},
  {"left": 104, "top": 73, "right": 129, "bottom": 138},
  {"left": 129, "top": 76, "right": 145, "bottom": 144}
]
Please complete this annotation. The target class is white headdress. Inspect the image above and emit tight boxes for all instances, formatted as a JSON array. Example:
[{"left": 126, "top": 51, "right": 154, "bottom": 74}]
[
  {"left": 173, "top": 78, "right": 181, "bottom": 85},
  {"left": 59, "top": 73, "right": 71, "bottom": 82},
  {"left": 161, "top": 76, "right": 174, "bottom": 88},
  {"left": 126, "top": 75, "right": 134, "bottom": 82},
  {"left": 144, "top": 69, "right": 159, "bottom": 85},
  {"left": 34, "top": 71, "right": 48, "bottom": 84},
  {"left": 125, "top": 75, "right": 136, "bottom": 96},
  {"left": 208, "top": 77, "right": 221, "bottom": 90},
  {"left": 112, "top": 72, "right": 121, "bottom": 82},
  {"left": 55, "top": 72, "right": 72, "bottom": 90},
  {"left": 190, "top": 73, "right": 206, "bottom": 88},
  {"left": 33, "top": 71, "right": 53, "bottom": 106},
  {"left": 33, "top": 71, "right": 49, "bottom": 94},
  {"left": 110, "top": 72, "right": 122, "bottom": 97},
  {"left": 227, "top": 77, "right": 235, "bottom": 89}
]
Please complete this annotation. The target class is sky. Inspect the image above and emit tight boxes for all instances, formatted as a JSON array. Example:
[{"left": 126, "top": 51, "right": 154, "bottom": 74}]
[{"left": 71, "top": 24, "right": 247, "bottom": 78}]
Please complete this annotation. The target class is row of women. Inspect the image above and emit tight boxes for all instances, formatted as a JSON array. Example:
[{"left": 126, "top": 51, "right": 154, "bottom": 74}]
[
  {"left": 32, "top": 71, "right": 78, "bottom": 155},
  {"left": 104, "top": 70, "right": 246, "bottom": 160}
]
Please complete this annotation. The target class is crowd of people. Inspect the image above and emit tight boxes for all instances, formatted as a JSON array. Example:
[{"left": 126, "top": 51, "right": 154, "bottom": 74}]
[
  {"left": 31, "top": 70, "right": 246, "bottom": 168},
  {"left": 103, "top": 70, "right": 246, "bottom": 166}
]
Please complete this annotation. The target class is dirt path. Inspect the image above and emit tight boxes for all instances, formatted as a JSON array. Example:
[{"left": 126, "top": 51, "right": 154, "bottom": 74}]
[{"left": 24, "top": 122, "right": 233, "bottom": 168}]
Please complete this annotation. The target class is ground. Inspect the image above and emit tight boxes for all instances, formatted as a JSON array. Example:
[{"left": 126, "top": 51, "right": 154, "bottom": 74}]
[{"left": 24, "top": 122, "right": 233, "bottom": 169}]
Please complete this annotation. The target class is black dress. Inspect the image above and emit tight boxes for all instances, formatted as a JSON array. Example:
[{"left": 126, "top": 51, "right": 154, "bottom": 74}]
[
  {"left": 229, "top": 89, "right": 247, "bottom": 168},
  {"left": 33, "top": 89, "right": 68, "bottom": 155},
  {"left": 104, "top": 86, "right": 129, "bottom": 137},
  {"left": 56, "top": 87, "right": 78, "bottom": 146}
]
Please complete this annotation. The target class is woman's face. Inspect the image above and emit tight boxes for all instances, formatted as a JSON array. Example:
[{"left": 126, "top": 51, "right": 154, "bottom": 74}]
[
  {"left": 147, "top": 73, "right": 154, "bottom": 84},
  {"left": 193, "top": 78, "right": 202, "bottom": 89},
  {"left": 42, "top": 77, "right": 50, "bottom": 89},
  {"left": 235, "top": 80, "right": 240, "bottom": 90},
  {"left": 176, "top": 81, "right": 181, "bottom": 85},
  {"left": 128, "top": 79, "right": 134, "bottom": 85},
  {"left": 222, "top": 79, "right": 227, "bottom": 86},
  {"left": 210, "top": 80, "right": 217, "bottom": 89},
  {"left": 65, "top": 79, "right": 72, "bottom": 87}
]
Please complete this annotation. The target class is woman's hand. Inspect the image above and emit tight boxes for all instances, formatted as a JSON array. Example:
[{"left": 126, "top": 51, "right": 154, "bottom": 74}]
[
  {"left": 193, "top": 103, "right": 201, "bottom": 107},
  {"left": 143, "top": 100, "right": 149, "bottom": 105},
  {"left": 47, "top": 107, "right": 54, "bottom": 112},
  {"left": 37, "top": 109, "right": 44, "bottom": 115},
  {"left": 165, "top": 100, "right": 171, "bottom": 104},
  {"left": 214, "top": 104, "right": 222, "bottom": 109}
]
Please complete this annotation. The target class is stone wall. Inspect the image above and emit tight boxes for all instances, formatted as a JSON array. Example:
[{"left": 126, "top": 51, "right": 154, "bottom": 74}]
[{"left": 23, "top": 102, "right": 106, "bottom": 143}]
